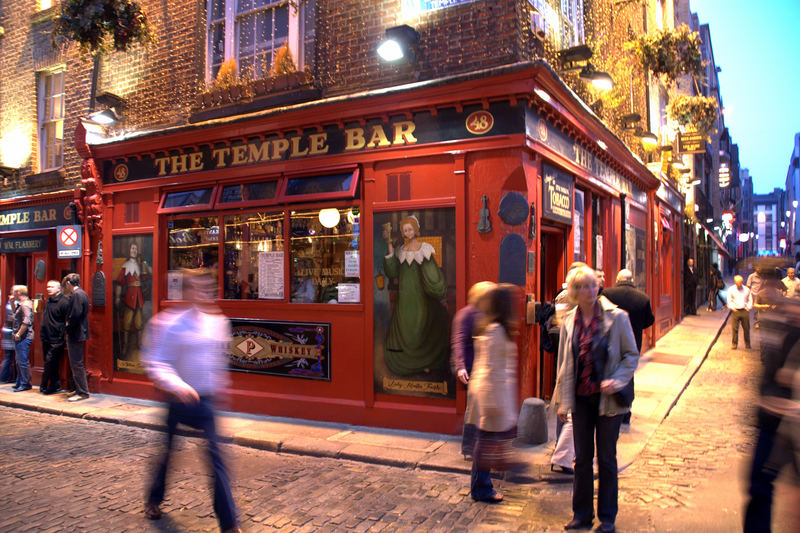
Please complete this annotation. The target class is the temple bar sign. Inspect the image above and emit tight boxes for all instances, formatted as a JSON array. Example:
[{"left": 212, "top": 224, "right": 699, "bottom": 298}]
[{"left": 542, "top": 165, "right": 574, "bottom": 224}]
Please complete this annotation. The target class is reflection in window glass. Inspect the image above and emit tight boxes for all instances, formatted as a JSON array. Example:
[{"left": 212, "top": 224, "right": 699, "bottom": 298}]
[
  {"left": 164, "top": 188, "right": 213, "bottom": 208},
  {"left": 220, "top": 180, "right": 278, "bottom": 204},
  {"left": 290, "top": 208, "right": 360, "bottom": 303},
  {"left": 167, "top": 217, "right": 219, "bottom": 297},
  {"left": 285, "top": 172, "right": 353, "bottom": 197},
  {"left": 224, "top": 212, "right": 284, "bottom": 299}
]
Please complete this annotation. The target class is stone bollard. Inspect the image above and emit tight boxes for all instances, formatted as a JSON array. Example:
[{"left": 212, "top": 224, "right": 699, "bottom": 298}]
[{"left": 517, "top": 397, "right": 548, "bottom": 444}]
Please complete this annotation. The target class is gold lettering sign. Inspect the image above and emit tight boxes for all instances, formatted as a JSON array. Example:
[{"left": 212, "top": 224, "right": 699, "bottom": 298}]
[{"left": 382, "top": 377, "right": 448, "bottom": 395}]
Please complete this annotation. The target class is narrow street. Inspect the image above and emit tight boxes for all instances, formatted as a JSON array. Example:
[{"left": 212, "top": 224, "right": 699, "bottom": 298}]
[{"left": 0, "top": 325, "right": 790, "bottom": 532}]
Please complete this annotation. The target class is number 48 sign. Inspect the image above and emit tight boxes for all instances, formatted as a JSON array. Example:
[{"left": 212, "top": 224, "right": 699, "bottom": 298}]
[
  {"left": 57, "top": 225, "right": 82, "bottom": 258},
  {"left": 465, "top": 110, "right": 494, "bottom": 135}
]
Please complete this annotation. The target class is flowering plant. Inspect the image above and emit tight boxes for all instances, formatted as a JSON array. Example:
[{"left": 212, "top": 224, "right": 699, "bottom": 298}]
[
  {"left": 625, "top": 25, "right": 702, "bottom": 85},
  {"left": 52, "top": 0, "right": 154, "bottom": 55},
  {"left": 667, "top": 94, "right": 718, "bottom": 135}
]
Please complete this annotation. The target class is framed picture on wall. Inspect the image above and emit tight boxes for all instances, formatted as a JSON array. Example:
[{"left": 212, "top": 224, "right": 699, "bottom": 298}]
[{"left": 112, "top": 235, "right": 153, "bottom": 373}]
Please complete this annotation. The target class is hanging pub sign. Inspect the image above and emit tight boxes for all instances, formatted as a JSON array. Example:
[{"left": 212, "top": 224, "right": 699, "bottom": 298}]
[
  {"left": 229, "top": 318, "right": 331, "bottom": 381},
  {"left": 678, "top": 132, "right": 706, "bottom": 154},
  {"left": 542, "top": 164, "right": 574, "bottom": 224}
]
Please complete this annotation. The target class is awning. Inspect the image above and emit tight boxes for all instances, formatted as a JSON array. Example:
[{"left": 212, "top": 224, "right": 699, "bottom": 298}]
[
  {"left": 698, "top": 221, "right": 731, "bottom": 258},
  {"left": 660, "top": 215, "right": 672, "bottom": 232}
]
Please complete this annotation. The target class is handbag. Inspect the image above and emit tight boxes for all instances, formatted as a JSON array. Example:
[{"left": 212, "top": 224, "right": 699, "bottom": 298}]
[{"left": 614, "top": 378, "right": 635, "bottom": 407}]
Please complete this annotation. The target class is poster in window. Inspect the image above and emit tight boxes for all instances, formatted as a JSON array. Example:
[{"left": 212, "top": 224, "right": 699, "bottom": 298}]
[
  {"left": 112, "top": 235, "right": 153, "bottom": 373},
  {"left": 372, "top": 208, "right": 456, "bottom": 399},
  {"left": 258, "top": 251, "right": 285, "bottom": 299}
]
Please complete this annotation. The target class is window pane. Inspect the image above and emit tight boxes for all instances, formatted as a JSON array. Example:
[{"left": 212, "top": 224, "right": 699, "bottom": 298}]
[
  {"left": 290, "top": 208, "right": 360, "bottom": 303},
  {"left": 221, "top": 180, "right": 278, "bottom": 203},
  {"left": 210, "top": 0, "right": 225, "bottom": 20},
  {"left": 274, "top": 5, "right": 289, "bottom": 40},
  {"left": 238, "top": 12, "right": 255, "bottom": 54},
  {"left": 284, "top": 172, "right": 354, "bottom": 197},
  {"left": 167, "top": 217, "right": 220, "bottom": 297},
  {"left": 164, "top": 188, "right": 213, "bottom": 208},
  {"left": 211, "top": 22, "right": 225, "bottom": 67},
  {"left": 221, "top": 185, "right": 243, "bottom": 203},
  {"left": 224, "top": 211, "right": 284, "bottom": 299},
  {"left": 255, "top": 9, "right": 271, "bottom": 52}
]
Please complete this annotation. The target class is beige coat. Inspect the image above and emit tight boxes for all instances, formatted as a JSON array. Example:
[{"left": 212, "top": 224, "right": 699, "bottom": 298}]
[
  {"left": 554, "top": 296, "right": 639, "bottom": 417},
  {"left": 465, "top": 323, "right": 518, "bottom": 432}
]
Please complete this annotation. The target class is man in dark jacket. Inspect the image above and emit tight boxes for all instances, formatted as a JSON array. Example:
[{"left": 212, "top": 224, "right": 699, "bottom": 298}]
[
  {"left": 39, "top": 280, "right": 72, "bottom": 394},
  {"left": 64, "top": 273, "right": 90, "bottom": 401},
  {"left": 601, "top": 269, "right": 655, "bottom": 425},
  {"left": 603, "top": 269, "right": 655, "bottom": 352},
  {"left": 684, "top": 258, "right": 698, "bottom": 315}
]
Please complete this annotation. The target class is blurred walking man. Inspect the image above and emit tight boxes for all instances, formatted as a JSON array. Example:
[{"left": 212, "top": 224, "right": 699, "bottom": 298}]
[
  {"left": 64, "top": 274, "right": 90, "bottom": 401},
  {"left": 142, "top": 269, "right": 240, "bottom": 532},
  {"left": 728, "top": 275, "right": 753, "bottom": 350}
]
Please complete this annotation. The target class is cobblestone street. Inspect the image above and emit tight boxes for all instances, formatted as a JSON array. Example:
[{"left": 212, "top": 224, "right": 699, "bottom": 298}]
[{"left": 0, "top": 324, "right": 778, "bottom": 532}]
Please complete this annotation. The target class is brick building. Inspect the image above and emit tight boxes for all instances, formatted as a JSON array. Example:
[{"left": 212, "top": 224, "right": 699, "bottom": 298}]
[{"left": 1, "top": 0, "right": 681, "bottom": 432}]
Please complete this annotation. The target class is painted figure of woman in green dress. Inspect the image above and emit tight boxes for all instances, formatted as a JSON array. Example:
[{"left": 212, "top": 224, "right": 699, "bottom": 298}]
[{"left": 383, "top": 215, "right": 449, "bottom": 376}]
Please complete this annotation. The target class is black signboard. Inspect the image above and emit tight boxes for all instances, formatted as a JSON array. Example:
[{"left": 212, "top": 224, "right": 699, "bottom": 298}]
[
  {"left": 0, "top": 202, "right": 74, "bottom": 232},
  {"left": 102, "top": 101, "right": 525, "bottom": 184},
  {"left": 0, "top": 236, "right": 47, "bottom": 253},
  {"left": 542, "top": 165, "right": 574, "bottom": 224},
  {"left": 229, "top": 318, "right": 331, "bottom": 380},
  {"left": 678, "top": 132, "right": 706, "bottom": 154}
]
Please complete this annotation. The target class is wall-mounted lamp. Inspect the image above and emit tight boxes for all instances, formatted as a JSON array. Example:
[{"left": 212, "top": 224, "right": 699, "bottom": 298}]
[
  {"left": 377, "top": 25, "right": 419, "bottom": 63},
  {"left": 579, "top": 63, "right": 614, "bottom": 91},
  {"left": 0, "top": 165, "right": 18, "bottom": 187},
  {"left": 620, "top": 113, "right": 641, "bottom": 129},
  {"left": 632, "top": 128, "right": 658, "bottom": 149},
  {"left": 86, "top": 108, "right": 121, "bottom": 126},
  {"left": 558, "top": 44, "right": 593, "bottom": 69}
]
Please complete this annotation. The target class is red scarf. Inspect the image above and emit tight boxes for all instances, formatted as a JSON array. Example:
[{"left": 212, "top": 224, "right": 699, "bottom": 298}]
[{"left": 575, "top": 302, "right": 601, "bottom": 396}]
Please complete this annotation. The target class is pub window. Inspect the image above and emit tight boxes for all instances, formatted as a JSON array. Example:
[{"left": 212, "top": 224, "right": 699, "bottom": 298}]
[
  {"left": 160, "top": 187, "right": 217, "bottom": 213},
  {"left": 281, "top": 169, "right": 359, "bottom": 202},
  {"left": 218, "top": 179, "right": 279, "bottom": 205},
  {"left": 38, "top": 68, "right": 65, "bottom": 172},
  {"left": 289, "top": 207, "right": 360, "bottom": 303},
  {"left": 224, "top": 211, "right": 284, "bottom": 299},
  {"left": 167, "top": 216, "right": 220, "bottom": 299}
]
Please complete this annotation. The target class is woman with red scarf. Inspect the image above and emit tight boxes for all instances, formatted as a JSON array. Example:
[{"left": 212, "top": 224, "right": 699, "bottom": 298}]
[{"left": 554, "top": 266, "right": 639, "bottom": 533}]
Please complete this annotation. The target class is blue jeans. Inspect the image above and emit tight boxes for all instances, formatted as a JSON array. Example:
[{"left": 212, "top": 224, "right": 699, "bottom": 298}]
[
  {"left": 572, "top": 394, "right": 623, "bottom": 526},
  {"left": 14, "top": 338, "right": 32, "bottom": 389},
  {"left": 147, "top": 397, "right": 237, "bottom": 531},
  {"left": 0, "top": 348, "right": 14, "bottom": 382}
]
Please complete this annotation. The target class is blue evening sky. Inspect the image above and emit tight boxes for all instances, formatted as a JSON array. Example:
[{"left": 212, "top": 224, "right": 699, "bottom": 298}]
[{"left": 689, "top": 0, "right": 800, "bottom": 193}]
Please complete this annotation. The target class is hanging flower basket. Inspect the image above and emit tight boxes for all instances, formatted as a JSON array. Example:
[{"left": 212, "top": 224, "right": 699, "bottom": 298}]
[
  {"left": 52, "top": 0, "right": 154, "bottom": 54},
  {"left": 625, "top": 24, "right": 702, "bottom": 85},
  {"left": 667, "top": 94, "right": 718, "bottom": 136}
]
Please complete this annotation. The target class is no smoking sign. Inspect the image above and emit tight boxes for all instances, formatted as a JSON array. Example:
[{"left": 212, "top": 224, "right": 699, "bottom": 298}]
[{"left": 57, "top": 225, "right": 82, "bottom": 258}]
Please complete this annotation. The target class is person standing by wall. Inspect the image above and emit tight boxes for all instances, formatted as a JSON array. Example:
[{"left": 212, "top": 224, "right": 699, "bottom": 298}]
[
  {"left": 451, "top": 281, "right": 495, "bottom": 459},
  {"left": 782, "top": 267, "right": 800, "bottom": 299},
  {"left": 64, "top": 273, "right": 91, "bottom": 401},
  {"left": 38, "top": 280, "right": 71, "bottom": 395},
  {"left": 141, "top": 268, "right": 240, "bottom": 531},
  {"left": 602, "top": 269, "right": 655, "bottom": 425},
  {"left": 747, "top": 267, "right": 764, "bottom": 328},
  {"left": 684, "top": 258, "right": 698, "bottom": 315},
  {"left": 10, "top": 286, "right": 34, "bottom": 392},
  {"left": 1, "top": 294, "right": 16, "bottom": 384},
  {"left": 555, "top": 266, "right": 639, "bottom": 533},
  {"left": 728, "top": 275, "right": 753, "bottom": 350},
  {"left": 707, "top": 263, "right": 726, "bottom": 311}
]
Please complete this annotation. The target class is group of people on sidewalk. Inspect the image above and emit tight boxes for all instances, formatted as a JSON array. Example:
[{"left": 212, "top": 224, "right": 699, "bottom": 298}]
[
  {"left": 454, "top": 265, "right": 648, "bottom": 533},
  {"left": 1, "top": 274, "right": 90, "bottom": 402}
]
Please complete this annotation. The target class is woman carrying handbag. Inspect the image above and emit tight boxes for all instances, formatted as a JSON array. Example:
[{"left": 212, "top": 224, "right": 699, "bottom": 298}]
[{"left": 554, "top": 266, "right": 639, "bottom": 533}]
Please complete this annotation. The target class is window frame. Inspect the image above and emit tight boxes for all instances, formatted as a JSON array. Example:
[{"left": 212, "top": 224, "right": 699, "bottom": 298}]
[
  {"left": 277, "top": 167, "right": 360, "bottom": 203},
  {"left": 214, "top": 175, "right": 282, "bottom": 209},
  {"left": 157, "top": 185, "right": 219, "bottom": 214},
  {"left": 205, "top": 0, "right": 315, "bottom": 84},
  {"left": 37, "top": 67, "right": 66, "bottom": 172}
]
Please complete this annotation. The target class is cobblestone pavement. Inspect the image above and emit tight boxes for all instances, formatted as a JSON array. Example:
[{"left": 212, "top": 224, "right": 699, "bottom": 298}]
[
  {"left": 0, "top": 327, "right": 765, "bottom": 532},
  {"left": 619, "top": 328, "right": 759, "bottom": 511}
]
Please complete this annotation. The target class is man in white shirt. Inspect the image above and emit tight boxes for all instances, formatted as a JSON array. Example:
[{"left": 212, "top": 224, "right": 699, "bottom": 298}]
[
  {"left": 782, "top": 267, "right": 800, "bottom": 299},
  {"left": 728, "top": 275, "right": 753, "bottom": 349},
  {"left": 142, "top": 269, "right": 240, "bottom": 532}
]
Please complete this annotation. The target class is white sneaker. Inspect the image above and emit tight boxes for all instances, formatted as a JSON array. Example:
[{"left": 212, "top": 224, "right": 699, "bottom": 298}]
[{"left": 68, "top": 394, "right": 89, "bottom": 402}]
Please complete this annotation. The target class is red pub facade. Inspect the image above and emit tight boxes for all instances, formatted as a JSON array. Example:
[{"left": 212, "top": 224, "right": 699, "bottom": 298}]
[{"left": 65, "top": 62, "right": 675, "bottom": 433}]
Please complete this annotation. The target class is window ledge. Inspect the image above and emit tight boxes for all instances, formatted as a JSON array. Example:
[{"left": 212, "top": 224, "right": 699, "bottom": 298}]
[
  {"left": 31, "top": 6, "right": 57, "bottom": 26},
  {"left": 25, "top": 168, "right": 66, "bottom": 188}
]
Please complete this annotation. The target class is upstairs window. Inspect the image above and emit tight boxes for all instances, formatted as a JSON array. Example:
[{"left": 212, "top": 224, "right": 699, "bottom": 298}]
[
  {"left": 38, "top": 69, "right": 65, "bottom": 171},
  {"left": 207, "top": 0, "right": 315, "bottom": 83}
]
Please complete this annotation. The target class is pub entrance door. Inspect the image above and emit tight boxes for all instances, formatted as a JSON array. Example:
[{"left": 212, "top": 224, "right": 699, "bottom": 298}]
[{"left": 539, "top": 226, "right": 566, "bottom": 399}]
